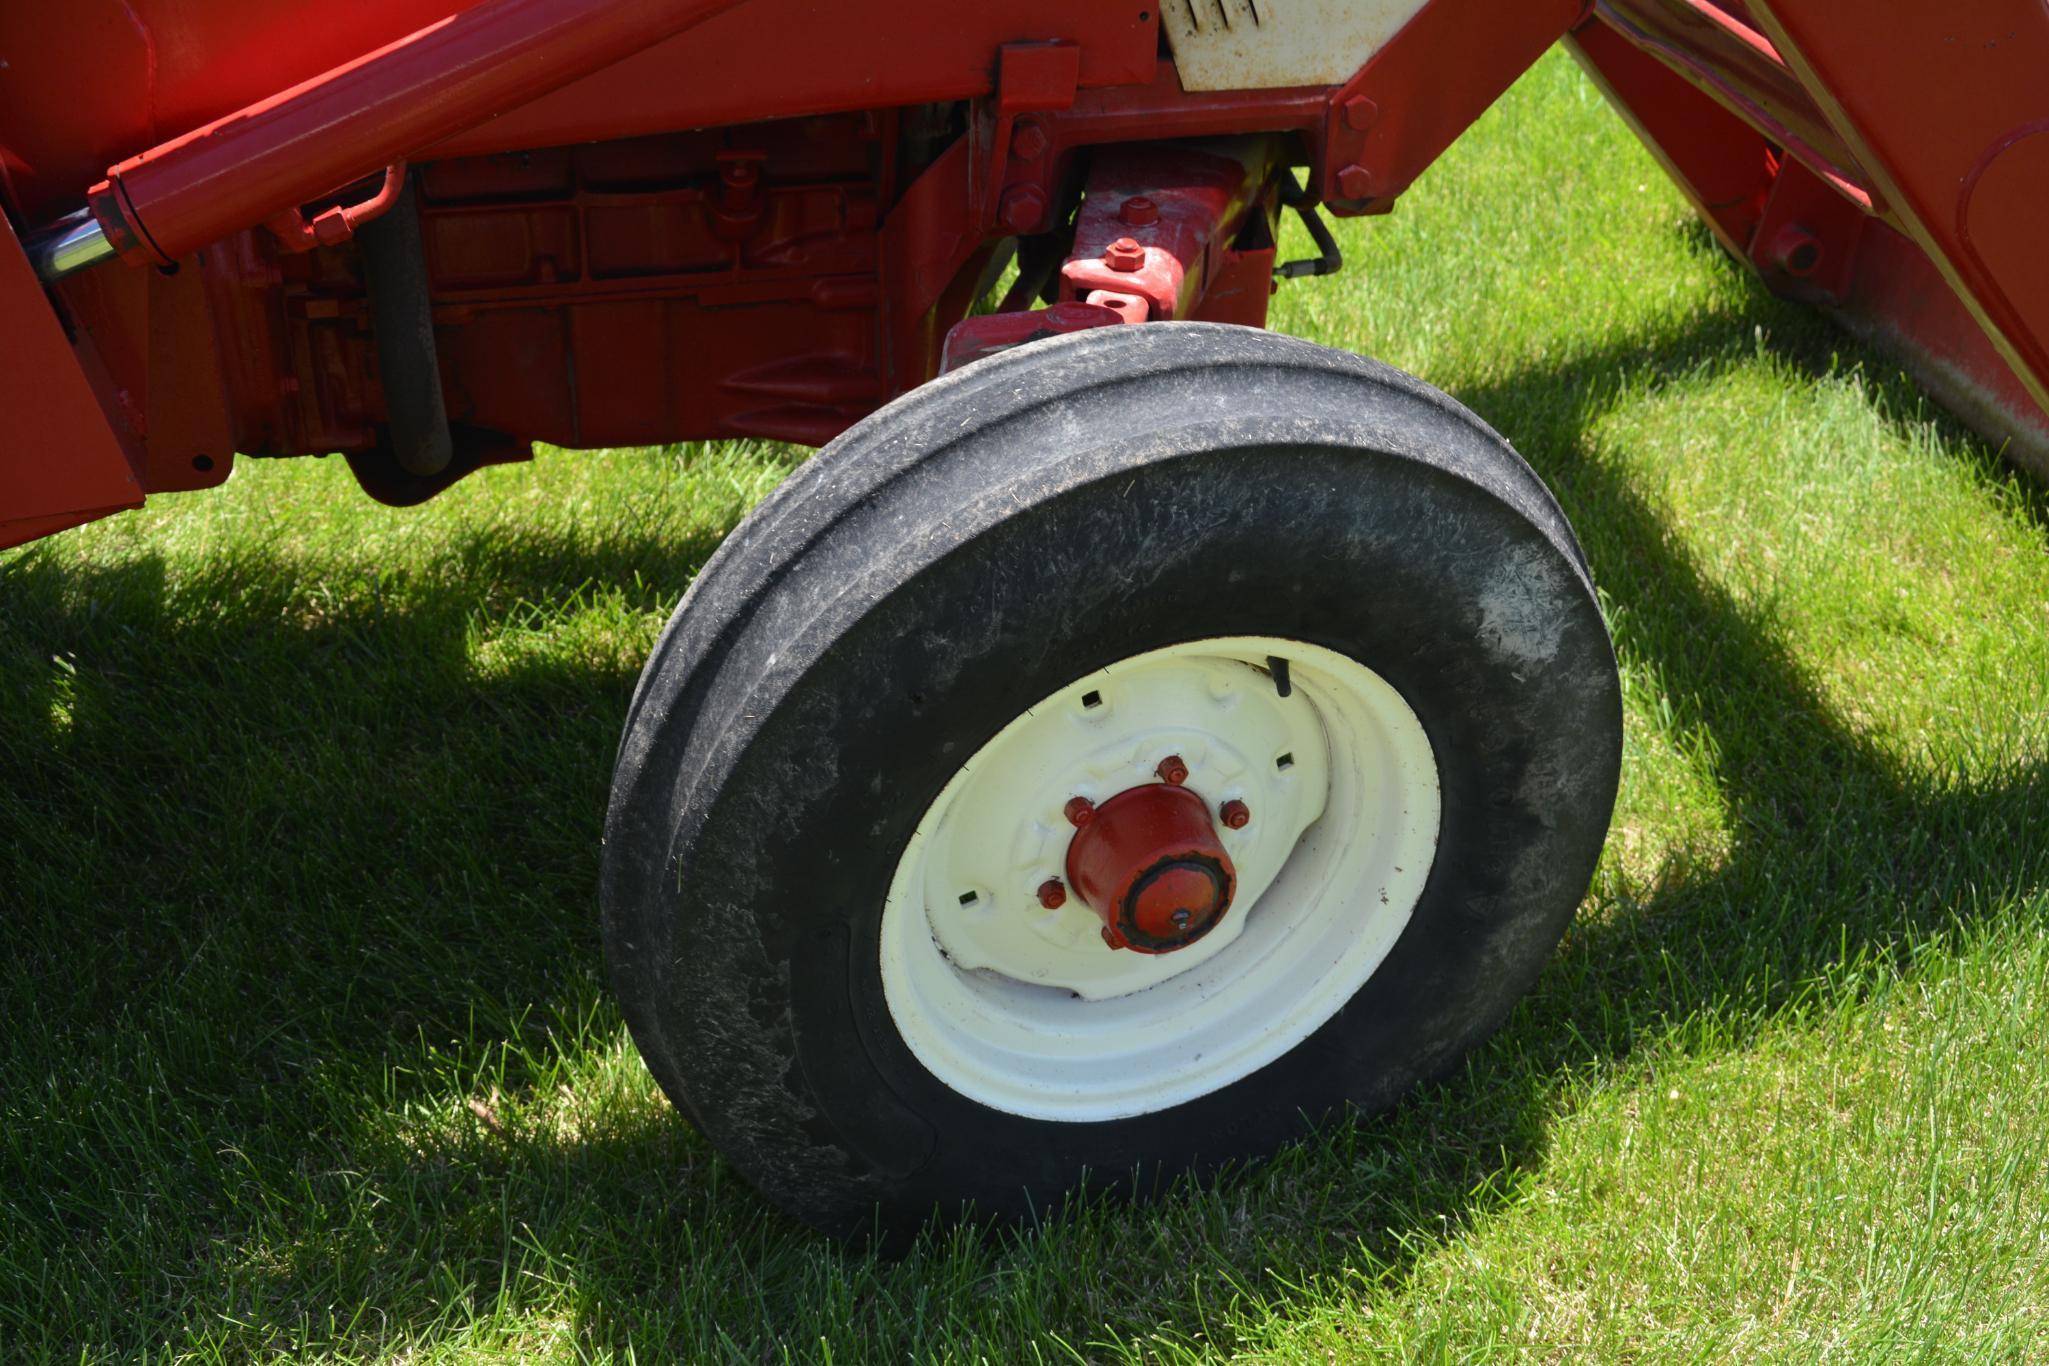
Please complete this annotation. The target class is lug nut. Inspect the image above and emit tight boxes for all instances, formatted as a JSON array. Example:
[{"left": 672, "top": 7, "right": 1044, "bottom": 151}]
[
  {"left": 1155, "top": 754, "right": 1189, "bottom": 785},
  {"left": 1037, "top": 878, "right": 1067, "bottom": 910},
  {"left": 1118, "top": 196, "right": 1159, "bottom": 226},
  {"left": 1219, "top": 799, "right": 1251, "bottom": 829},
  {"left": 1101, "top": 924, "right": 1128, "bottom": 950},
  {"left": 1103, "top": 236, "right": 1146, "bottom": 273},
  {"left": 1064, "top": 796, "right": 1097, "bottom": 827}
]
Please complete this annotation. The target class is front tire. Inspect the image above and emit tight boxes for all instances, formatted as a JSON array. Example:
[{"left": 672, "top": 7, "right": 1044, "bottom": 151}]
[{"left": 602, "top": 323, "right": 1621, "bottom": 1237}]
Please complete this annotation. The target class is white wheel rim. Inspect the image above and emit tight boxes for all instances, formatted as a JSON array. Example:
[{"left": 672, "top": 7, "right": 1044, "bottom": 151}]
[{"left": 878, "top": 636, "right": 1441, "bottom": 1122}]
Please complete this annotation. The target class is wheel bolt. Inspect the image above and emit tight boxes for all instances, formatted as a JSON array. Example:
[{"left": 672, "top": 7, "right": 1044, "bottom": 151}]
[
  {"left": 1100, "top": 924, "right": 1128, "bottom": 950},
  {"left": 1064, "top": 796, "right": 1096, "bottom": 827},
  {"left": 1155, "top": 754, "right": 1188, "bottom": 785},
  {"left": 1219, "top": 798, "right": 1251, "bottom": 829},
  {"left": 1037, "top": 879, "right": 1067, "bottom": 909}
]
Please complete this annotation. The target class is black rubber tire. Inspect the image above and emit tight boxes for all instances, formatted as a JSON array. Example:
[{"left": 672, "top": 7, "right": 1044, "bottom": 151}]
[{"left": 601, "top": 323, "right": 1621, "bottom": 1238}]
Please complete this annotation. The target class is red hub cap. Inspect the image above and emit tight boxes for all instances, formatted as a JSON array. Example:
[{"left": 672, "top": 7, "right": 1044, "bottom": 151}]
[{"left": 1064, "top": 782, "right": 1238, "bottom": 953}]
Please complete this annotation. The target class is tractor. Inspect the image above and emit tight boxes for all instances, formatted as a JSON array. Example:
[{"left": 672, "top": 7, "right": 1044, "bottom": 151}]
[{"left": 3, "top": 0, "right": 2044, "bottom": 1235}]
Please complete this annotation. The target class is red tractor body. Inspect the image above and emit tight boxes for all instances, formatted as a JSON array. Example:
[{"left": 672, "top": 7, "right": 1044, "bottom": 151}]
[
  {"left": 9, "top": 0, "right": 2047, "bottom": 1237},
  {"left": 5, "top": 0, "right": 2044, "bottom": 552}
]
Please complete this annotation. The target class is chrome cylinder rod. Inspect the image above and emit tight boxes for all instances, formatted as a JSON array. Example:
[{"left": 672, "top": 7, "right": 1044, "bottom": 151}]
[{"left": 23, "top": 208, "right": 116, "bottom": 282}]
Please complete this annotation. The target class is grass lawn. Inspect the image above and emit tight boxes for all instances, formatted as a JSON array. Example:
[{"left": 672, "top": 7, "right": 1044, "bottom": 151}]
[{"left": 5, "top": 47, "right": 2048, "bottom": 1363}]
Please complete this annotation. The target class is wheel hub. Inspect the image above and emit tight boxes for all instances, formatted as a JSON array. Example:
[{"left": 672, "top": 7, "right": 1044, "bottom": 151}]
[{"left": 1065, "top": 782, "right": 1237, "bottom": 953}]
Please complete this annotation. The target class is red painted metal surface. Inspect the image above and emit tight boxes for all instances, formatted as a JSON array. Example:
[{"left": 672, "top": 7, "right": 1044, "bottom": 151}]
[
  {"left": 1566, "top": 16, "right": 1776, "bottom": 259},
  {"left": 1319, "top": 0, "right": 1591, "bottom": 213},
  {"left": 86, "top": 0, "right": 752, "bottom": 268},
  {"left": 1743, "top": 1, "right": 2049, "bottom": 429},
  {"left": 2, "top": 0, "right": 1584, "bottom": 545},
  {"left": 941, "top": 303, "right": 1127, "bottom": 375},
  {"left": 10, "top": 0, "right": 2044, "bottom": 549},
  {"left": 1590, "top": 0, "right": 1871, "bottom": 209},
  {"left": 0, "top": 213, "right": 143, "bottom": 551},
  {"left": 1064, "top": 782, "right": 1238, "bottom": 955},
  {"left": 265, "top": 163, "right": 410, "bottom": 254},
  {"left": 410, "top": 116, "right": 896, "bottom": 448},
  {"left": 945, "top": 135, "right": 1288, "bottom": 370},
  {"left": 428, "top": 4, "right": 1155, "bottom": 160},
  {"left": 1061, "top": 142, "right": 1280, "bottom": 320},
  {"left": 1571, "top": 0, "right": 2049, "bottom": 478},
  {"left": 1833, "top": 218, "right": 2049, "bottom": 478},
  {"left": 0, "top": 2, "right": 1155, "bottom": 225}
]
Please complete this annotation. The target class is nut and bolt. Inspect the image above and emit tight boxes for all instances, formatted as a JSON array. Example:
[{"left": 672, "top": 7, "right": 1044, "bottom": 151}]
[
  {"left": 1010, "top": 119, "right": 1049, "bottom": 161},
  {"left": 1155, "top": 754, "right": 1189, "bottom": 785},
  {"left": 1219, "top": 798, "right": 1251, "bottom": 829},
  {"left": 1103, "top": 236, "right": 1146, "bottom": 273},
  {"left": 1037, "top": 878, "right": 1068, "bottom": 910},
  {"left": 1335, "top": 164, "right": 1374, "bottom": 200},
  {"left": 998, "top": 184, "right": 1048, "bottom": 233},
  {"left": 1064, "top": 795, "right": 1097, "bottom": 827},
  {"left": 1342, "top": 95, "right": 1379, "bottom": 132},
  {"left": 1118, "top": 196, "right": 1159, "bottom": 226},
  {"left": 1100, "top": 924, "right": 1128, "bottom": 950}
]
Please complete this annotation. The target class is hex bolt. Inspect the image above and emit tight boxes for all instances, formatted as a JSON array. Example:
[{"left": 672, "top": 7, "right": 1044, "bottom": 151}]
[
  {"left": 1219, "top": 798, "right": 1251, "bottom": 829},
  {"left": 1100, "top": 924, "right": 1128, "bottom": 950},
  {"left": 1037, "top": 878, "right": 1067, "bottom": 910},
  {"left": 1010, "top": 120, "right": 1049, "bottom": 161},
  {"left": 998, "top": 185, "right": 1048, "bottom": 233},
  {"left": 1336, "top": 164, "right": 1374, "bottom": 200},
  {"left": 1064, "top": 796, "right": 1097, "bottom": 827},
  {"left": 1103, "top": 236, "right": 1146, "bottom": 273},
  {"left": 1343, "top": 95, "right": 1380, "bottom": 132},
  {"left": 1118, "top": 196, "right": 1159, "bottom": 226},
  {"left": 1155, "top": 754, "right": 1189, "bottom": 785}
]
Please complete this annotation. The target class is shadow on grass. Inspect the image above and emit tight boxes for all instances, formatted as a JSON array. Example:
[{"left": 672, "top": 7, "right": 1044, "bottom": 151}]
[
  {"left": 2, "top": 281, "right": 2045, "bottom": 1356},
  {"left": 1228, "top": 280, "right": 2049, "bottom": 1311}
]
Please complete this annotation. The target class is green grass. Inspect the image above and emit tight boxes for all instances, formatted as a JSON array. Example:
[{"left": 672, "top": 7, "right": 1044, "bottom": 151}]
[{"left": 5, "top": 48, "right": 2048, "bottom": 1362}]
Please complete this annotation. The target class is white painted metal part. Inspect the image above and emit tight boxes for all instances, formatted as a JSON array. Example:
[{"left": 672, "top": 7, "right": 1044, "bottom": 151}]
[
  {"left": 877, "top": 636, "right": 1441, "bottom": 1122},
  {"left": 1158, "top": 0, "right": 1432, "bottom": 91}
]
